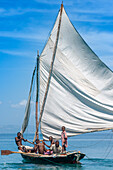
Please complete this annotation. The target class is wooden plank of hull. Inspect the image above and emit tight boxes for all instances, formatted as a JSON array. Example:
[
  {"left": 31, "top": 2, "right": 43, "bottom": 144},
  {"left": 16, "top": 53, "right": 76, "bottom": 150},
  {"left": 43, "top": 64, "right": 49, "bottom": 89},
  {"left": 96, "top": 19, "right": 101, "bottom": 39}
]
[{"left": 21, "top": 152, "right": 85, "bottom": 164}]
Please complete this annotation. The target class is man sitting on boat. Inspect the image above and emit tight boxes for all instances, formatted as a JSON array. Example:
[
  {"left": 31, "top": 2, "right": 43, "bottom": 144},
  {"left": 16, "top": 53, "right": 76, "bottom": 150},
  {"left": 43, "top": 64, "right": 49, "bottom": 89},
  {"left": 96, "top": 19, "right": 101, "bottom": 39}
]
[
  {"left": 50, "top": 140, "right": 62, "bottom": 154},
  {"left": 34, "top": 139, "right": 47, "bottom": 154},
  {"left": 15, "top": 132, "right": 27, "bottom": 151},
  {"left": 43, "top": 136, "right": 55, "bottom": 148}
]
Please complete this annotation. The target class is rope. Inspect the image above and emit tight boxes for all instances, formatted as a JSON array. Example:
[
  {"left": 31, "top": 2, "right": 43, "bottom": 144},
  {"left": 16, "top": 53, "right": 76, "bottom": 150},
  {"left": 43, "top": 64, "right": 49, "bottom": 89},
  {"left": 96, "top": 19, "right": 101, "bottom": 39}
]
[
  {"left": 67, "top": 132, "right": 113, "bottom": 165},
  {"left": 68, "top": 130, "right": 112, "bottom": 149},
  {"left": 102, "top": 133, "right": 113, "bottom": 159},
  {"left": 85, "top": 155, "right": 96, "bottom": 161},
  {"left": 85, "top": 155, "right": 99, "bottom": 164},
  {"left": 82, "top": 132, "right": 113, "bottom": 165}
]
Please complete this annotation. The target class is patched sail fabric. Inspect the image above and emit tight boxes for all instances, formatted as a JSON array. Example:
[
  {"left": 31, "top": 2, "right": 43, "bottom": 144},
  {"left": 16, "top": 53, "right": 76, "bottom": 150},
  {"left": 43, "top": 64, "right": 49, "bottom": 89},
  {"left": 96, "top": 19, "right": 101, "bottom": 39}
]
[{"left": 40, "top": 6, "right": 113, "bottom": 140}]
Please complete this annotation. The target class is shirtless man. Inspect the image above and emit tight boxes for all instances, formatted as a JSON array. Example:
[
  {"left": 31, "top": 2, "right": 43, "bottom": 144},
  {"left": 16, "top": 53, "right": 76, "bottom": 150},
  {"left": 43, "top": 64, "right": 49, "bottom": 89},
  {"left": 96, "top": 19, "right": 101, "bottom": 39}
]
[
  {"left": 43, "top": 136, "right": 55, "bottom": 148},
  {"left": 15, "top": 132, "right": 27, "bottom": 151},
  {"left": 34, "top": 139, "right": 47, "bottom": 154}
]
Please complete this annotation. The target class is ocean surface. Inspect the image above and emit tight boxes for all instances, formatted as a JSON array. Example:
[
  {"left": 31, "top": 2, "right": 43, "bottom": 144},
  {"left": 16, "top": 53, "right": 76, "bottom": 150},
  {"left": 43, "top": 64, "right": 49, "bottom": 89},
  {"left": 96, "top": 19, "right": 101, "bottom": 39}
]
[{"left": 1, "top": 131, "right": 113, "bottom": 169}]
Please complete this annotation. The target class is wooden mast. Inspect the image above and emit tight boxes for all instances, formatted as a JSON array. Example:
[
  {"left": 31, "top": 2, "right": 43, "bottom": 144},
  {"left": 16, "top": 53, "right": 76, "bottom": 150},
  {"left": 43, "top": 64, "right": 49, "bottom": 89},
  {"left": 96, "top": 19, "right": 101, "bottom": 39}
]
[
  {"left": 33, "top": 3, "right": 63, "bottom": 142},
  {"left": 38, "top": 2, "right": 63, "bottom": 126},
  {"left": 35, "top": 50, "right": 39, "bottom": 140}
]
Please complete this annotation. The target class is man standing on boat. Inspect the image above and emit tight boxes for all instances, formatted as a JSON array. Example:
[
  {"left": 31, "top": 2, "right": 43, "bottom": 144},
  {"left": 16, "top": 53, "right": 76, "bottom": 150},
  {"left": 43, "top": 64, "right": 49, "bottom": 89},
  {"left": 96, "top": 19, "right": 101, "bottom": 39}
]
[
  {"left": 15, "top": 132, "right": 27, "bottom": 151},
  {"left": 61, "top": 126, "right": 68, "bottom": 152}
]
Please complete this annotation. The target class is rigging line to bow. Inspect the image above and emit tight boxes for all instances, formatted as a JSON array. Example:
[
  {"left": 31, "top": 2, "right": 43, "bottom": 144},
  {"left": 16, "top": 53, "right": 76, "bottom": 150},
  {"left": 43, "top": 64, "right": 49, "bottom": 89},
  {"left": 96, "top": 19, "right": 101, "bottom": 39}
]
[
  {"left": 102, "top": 132, "right": 113, "bottom": 159},
  {"left": 68, "top": 131, "right": 112, "bottom": 149},
  {"left": 84, "top": 132, "right": 113, "bottom": 163}
]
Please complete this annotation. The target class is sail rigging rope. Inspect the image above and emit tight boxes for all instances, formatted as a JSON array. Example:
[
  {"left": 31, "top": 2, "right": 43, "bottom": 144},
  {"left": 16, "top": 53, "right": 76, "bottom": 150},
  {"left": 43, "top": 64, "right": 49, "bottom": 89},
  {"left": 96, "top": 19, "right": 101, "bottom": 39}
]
[
  {"left": 68, "top": 130, "right": 112, "bottom": 149},
  {"left": 102, "top": 132, "right": 113, "bottom": 159},
  {"left": 80, "top": 132, "right": 113, "bottom": 164}
]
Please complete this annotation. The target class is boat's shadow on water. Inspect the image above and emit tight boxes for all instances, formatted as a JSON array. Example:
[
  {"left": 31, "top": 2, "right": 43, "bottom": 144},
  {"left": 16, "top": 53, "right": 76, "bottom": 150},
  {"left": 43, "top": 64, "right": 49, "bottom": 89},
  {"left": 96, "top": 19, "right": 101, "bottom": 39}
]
[
  {"left": 22, "top": 159, "right": 83, "bottom": 170},
  {"left": 1, "top": 159, "right": 113, "bottom": 170},
  {"left": 1, "top": 162, "right": 82, "bottom": 170}
]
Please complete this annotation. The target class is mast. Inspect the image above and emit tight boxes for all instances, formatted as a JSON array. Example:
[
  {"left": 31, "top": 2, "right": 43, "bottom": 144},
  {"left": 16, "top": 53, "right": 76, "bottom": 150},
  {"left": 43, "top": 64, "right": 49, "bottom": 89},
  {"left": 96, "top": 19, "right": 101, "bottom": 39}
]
[
  {"left": 38, "top": 3, "right": 63, "bottom": 127},
  {"left": 34, "top": 50, "right": 39, "bottom": 141}
]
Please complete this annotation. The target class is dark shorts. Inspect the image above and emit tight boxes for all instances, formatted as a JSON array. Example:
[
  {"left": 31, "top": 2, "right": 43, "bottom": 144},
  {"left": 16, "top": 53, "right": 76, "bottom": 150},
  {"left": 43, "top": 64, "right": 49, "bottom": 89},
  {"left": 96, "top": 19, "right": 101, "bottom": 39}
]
[{"left": 63, "top": 145, "right": 66, "bottom": 151}]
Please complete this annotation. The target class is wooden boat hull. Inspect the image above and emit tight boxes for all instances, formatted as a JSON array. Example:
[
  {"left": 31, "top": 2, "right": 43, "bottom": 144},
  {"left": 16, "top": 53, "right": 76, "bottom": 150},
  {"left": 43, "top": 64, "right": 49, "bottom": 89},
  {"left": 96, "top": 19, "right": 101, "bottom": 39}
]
[{"left": 21, "top": 152, "right": 85, "bottom": 164}]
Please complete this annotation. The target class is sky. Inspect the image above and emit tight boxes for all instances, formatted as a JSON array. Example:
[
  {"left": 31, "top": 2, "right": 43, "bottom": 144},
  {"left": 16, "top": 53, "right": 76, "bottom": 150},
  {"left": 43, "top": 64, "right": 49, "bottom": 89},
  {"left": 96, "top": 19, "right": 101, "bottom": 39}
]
[{"left": 0, "top": 0, "right": 113, "bottom": 133}]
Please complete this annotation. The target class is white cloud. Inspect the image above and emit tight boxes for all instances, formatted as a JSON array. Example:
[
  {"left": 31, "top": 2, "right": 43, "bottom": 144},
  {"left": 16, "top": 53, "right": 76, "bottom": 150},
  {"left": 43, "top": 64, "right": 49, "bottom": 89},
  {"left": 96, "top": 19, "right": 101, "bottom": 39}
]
[
  {"left": 0, "top": 101, "right": 2, "bottom": 104},
  {"left": 81, "top": 31, "right": 113, "bottom": 53},
  {"left": 0, "top": 1, "right": 112, "bottom": 19},
  {"left": 0, "top": 31, "right": 46, "bottom": 41},
  {"left": 34, "top": 0, "right": 77, "bottom": 6},
  {"left": 69, "top": 13, "right": 113, "bottom": 23},
  {"left": 0, "top": 7, "right": 56, "bottom": 17},
  {"left": 19, "top": 100, "right": 27, "bottom": 106},
  {"left": 11, "top": 100, "right": 35, "bottom": 108},
  {"left": 34, "top": 0, "right": 64, "bottom": 5},
  {"left": 0, "top": 49, "right": 35, "bottom": 57},
  {"left": 0, "top": 8, "right": 6, "bottom": 13},
  {"left": 79, "top": 30, "right": 113, "bottom": 70},
  {"left": 70, "top": 9, "right": 106, "bottom": 14},
  {"left": 11, "top": 100, "right": 27, "bottom": 108}
]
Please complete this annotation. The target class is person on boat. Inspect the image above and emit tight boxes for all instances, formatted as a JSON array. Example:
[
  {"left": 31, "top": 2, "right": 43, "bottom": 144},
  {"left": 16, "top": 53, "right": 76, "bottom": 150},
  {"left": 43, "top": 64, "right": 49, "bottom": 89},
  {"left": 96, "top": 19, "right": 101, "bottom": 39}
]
[
  {"left": 43, "top": 136, "right": 55, "bottom": 148},
  {"left": 34, "top": 139, "right": 47, "bottom": 154},
  {"left": 15, "top": 132, "right": 27, "bottom": 151},
  {"left": 50, "top": 140, "right": 62, "bottom": 154},
  {"left": 61, "top": 126, "right": 68, "bottom": 152}
]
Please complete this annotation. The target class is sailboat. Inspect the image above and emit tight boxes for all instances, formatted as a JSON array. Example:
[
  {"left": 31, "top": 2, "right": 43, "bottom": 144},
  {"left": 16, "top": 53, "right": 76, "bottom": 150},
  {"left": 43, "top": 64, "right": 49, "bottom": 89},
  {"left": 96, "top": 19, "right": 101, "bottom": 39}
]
[
  {"left": 2, "top": 2, "right": 113, "bottom": 164},
  {"left": 19, "top": 3, "right": 85, "bottom": 164}
]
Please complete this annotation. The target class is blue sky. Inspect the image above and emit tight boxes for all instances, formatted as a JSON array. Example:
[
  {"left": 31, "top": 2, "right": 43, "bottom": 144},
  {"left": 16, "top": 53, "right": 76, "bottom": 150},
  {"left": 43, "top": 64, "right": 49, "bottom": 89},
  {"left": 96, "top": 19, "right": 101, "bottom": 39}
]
[{"left": 0, "top": 0, "right": 113, "bottom": 133}]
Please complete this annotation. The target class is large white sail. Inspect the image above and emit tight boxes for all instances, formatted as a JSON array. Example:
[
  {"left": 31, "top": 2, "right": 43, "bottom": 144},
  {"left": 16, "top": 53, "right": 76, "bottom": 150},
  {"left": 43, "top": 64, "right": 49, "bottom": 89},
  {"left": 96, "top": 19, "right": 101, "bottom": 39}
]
[
  {"left": 40, "top": 6, "right": 113, "bottom": 140},
  {"left": 21, "top": 67, "right": 36, "bottom": 134}
]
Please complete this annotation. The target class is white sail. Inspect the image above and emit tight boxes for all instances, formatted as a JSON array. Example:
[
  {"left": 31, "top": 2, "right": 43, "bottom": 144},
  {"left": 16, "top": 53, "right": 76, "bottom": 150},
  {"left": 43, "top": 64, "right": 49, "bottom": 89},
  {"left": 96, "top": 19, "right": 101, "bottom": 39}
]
[
  {"left": 40, "top": 6, "right": 113, "bottom": 140},
  {"left": 21, "top": 67, "right": 36, "bottom": 134}
]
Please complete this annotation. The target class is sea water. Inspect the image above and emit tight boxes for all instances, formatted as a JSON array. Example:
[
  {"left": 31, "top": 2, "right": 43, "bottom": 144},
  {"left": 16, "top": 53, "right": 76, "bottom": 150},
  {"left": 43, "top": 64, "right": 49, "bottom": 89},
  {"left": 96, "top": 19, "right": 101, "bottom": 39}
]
[{"left": 0, "top": 131, "right": 113, "bottom": 170}]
